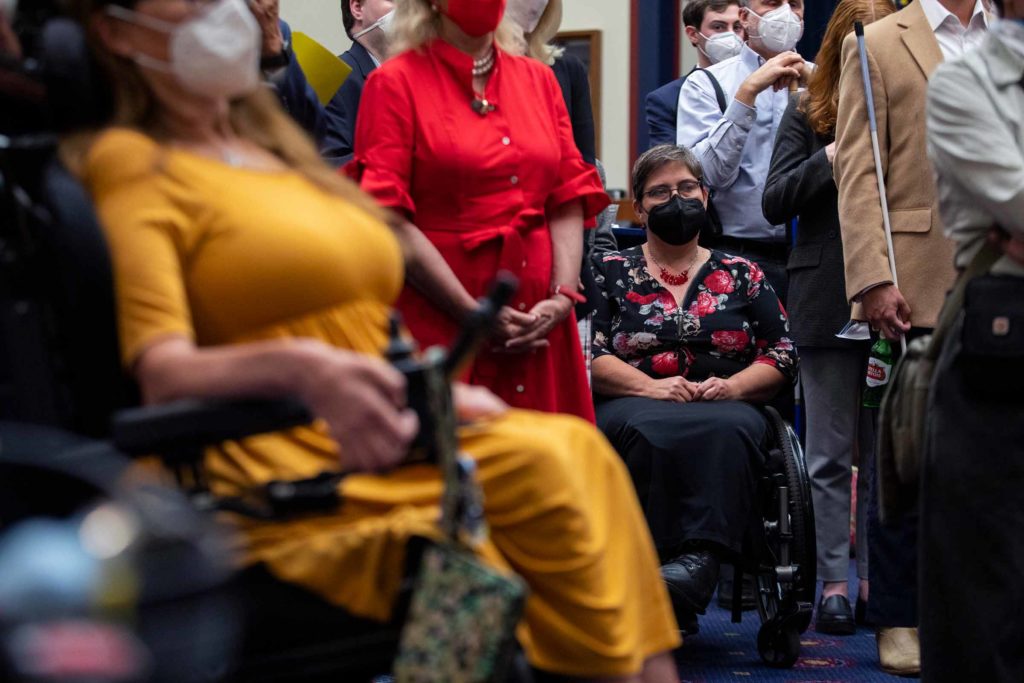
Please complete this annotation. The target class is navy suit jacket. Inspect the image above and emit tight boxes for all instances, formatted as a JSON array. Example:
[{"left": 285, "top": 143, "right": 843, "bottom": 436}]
[
  {"left": 645, "top": 74, "right": 688, "bottom": 149},
  {"left": 322, "top": 41, "right": 378, "bottom": 166},
  {"left": 273, "top": 21, "right": 328, "bottom": 149}
]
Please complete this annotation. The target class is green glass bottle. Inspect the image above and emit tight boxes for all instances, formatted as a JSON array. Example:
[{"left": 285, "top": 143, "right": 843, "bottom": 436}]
[{"left": 863, "top": 338, "right": 894, "bottom": 408}]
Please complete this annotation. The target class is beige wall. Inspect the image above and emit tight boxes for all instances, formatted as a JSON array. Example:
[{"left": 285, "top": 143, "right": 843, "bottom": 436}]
[
  {"left": 560, "top": 0, "right": 631, "bottom": 192},
  {"left": 279, "top": 0, "right": 638, "bottom": 189},
  {"left": 681, "top": 32, "right": 698, "bottom": 75},
  {"left": 280, "top": 0, "right": 349, "bottom": 53}
]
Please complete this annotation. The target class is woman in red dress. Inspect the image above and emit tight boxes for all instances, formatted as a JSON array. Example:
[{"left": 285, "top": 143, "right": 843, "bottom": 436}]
[{"left": 351, "top": 0, "right": 608, "bottom": 421}]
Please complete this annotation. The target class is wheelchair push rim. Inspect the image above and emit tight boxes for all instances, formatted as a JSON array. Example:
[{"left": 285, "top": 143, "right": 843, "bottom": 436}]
[{"left": 752, "top": 407, "right": 817, "bottom": 667}]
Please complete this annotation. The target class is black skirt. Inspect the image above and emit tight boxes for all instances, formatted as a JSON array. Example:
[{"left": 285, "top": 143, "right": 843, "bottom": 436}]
[{"left": 596, "top": 397, "right": 769, "bottom": 559}]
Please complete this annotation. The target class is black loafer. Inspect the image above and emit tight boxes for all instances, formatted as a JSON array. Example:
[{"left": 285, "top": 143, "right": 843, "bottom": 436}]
[
  {"left": 661, "top": 550, "right": 721, "bottom": 616},
  {"left": 816, "top": 594, "right": 856, "bottom": 635}
]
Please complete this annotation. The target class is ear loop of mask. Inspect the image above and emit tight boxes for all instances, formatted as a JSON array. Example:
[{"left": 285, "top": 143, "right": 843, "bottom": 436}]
[
  {"left": 105, "top": 4, "right": 177, "bottom": 33},
  {"left": 105, "top": 4, "right": 179, "bottom": 73},
  {"left": 696, "top": 34, "right": 711, "bottom": 62},
  {"left": 743, "top": 6, "right": 773, "bottom": 42},
  {"left": 352, "top": 10, "right": 390, "bottom": 39}
]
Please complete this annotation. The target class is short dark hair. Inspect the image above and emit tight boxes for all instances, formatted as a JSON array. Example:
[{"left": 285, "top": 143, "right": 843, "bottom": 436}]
[
  {"left": 632, "top": 145, "right": 704, "bottom": 200},
  {"left": 341, "top": 0, "right": 355, "bottom": 39},
  {"left": 682, "top": 0, "right": 741, "bottom": 29}
]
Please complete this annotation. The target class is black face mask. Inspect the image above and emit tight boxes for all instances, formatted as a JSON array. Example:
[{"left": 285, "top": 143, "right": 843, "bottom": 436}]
[{"left": 645, "top": 195, "right": 710, "bottom": 246}]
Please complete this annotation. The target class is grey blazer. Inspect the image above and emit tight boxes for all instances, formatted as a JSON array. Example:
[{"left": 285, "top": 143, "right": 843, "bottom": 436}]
[{"left": 763, "top": 94, "right": 859, "bottom": 349}]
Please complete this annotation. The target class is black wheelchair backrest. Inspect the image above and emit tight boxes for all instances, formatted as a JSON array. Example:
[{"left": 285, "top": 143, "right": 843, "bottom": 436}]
[{"left": 0, "top": 19, "right": 132, "bottom": 437}]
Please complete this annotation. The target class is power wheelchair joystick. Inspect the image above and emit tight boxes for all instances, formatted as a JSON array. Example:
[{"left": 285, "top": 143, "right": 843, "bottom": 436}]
[{"left": 386, "top": 272, "right": 518, "bottom": 465}]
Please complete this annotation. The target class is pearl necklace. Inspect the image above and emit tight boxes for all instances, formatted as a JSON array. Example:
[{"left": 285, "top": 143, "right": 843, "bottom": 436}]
[{"left": 472, "top": 47, "right": 495, "bottom": 76}]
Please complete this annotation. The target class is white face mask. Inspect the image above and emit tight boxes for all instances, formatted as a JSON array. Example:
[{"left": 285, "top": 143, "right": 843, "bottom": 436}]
[
  {"left": 698, "top": 31, "right": 744, "bottom": 63},
  {"left": 749, "top": 4, "right": 803, "bottom": 54},
  {"left": 506, "top": 0, "right": 549, "bottom": 34},
  {"left": 353, "top": 9, "right": 395, "bottom": 39},
  {"left": 106, "top": 0, "right": 261, "bottom": 100}
]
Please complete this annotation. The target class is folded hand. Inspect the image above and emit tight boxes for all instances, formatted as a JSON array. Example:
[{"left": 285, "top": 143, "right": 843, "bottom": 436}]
[
  {"left": 501, "top": 297, "right": 572, "bottom": 353},
  {"left": 647, "top": 376, "right": 700, "bottom": 403},
  {"left": 692, "top": 377, "right": 737, "bottom": 402}
]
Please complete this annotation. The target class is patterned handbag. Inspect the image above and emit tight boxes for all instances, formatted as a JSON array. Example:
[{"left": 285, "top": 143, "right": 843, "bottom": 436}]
[{"left": 393, "top": 350, "right": 527, "bottom": 683}]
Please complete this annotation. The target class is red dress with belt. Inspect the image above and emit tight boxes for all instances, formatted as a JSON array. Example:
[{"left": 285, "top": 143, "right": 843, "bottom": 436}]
[{"left": 351, "top": 39, "right": 609, "bottom": 421}]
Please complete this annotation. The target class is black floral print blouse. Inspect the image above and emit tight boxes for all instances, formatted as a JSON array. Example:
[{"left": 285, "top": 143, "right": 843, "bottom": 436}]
[{"left": 587, "top": 247, "right": 797, "bottom": 386}]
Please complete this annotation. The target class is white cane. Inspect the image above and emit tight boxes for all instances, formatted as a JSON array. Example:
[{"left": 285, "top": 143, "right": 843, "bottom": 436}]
[{"left": 854, "top": 21, "right": 907, "bottom": 354}]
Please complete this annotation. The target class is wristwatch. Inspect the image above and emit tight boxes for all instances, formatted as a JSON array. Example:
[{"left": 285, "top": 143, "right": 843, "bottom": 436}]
[
  {"left": 551, "top": 284, "right": 586, "bottom": 305},
  {"left": 260, "top": 37, "right": 291, "bottom": 72}
]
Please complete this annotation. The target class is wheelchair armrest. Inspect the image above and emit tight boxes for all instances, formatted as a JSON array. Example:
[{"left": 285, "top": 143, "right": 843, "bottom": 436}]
[{"left": 112, "top": 398, "right": 312, "bottom": 459}]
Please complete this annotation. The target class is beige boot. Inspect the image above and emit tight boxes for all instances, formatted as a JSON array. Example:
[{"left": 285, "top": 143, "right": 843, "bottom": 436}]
[{"left": 876, "top": 627, "right": 921, "bottom": 676}]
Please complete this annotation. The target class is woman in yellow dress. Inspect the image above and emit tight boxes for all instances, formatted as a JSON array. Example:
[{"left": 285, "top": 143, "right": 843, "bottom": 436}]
[{"left": 69, "top": 0, "right": 681, "bottom": 679}]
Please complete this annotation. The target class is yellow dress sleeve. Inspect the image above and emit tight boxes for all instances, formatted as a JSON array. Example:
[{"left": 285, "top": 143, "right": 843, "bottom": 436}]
[{"left": 83, "top": 129, "right": 196, "bottom": 368}]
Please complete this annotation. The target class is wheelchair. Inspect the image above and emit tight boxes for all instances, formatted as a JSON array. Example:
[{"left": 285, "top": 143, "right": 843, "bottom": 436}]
[{"left": 602, "top": 228, "right": 817, "bottom": 669}]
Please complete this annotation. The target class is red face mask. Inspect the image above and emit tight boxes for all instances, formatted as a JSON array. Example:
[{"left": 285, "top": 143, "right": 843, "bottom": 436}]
[{"left": 441, "top": 0, "right": 507, "bottom": 37}]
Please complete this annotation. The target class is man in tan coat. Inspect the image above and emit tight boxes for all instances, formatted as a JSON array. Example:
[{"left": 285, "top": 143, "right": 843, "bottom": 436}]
[{"left": 834, "top": 0, "right": 988, "bottom": 676}]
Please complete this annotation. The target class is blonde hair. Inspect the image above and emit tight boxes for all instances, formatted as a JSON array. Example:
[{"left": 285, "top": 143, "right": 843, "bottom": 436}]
[
  {"left": 63, "top": 0, "right": 389, "bottom": 226},
  {"left": 388, "top": 0, "right": 523, "bottom": 57},
  {"left": 521, "top": 0, "right": 565, "bottom": 66}
]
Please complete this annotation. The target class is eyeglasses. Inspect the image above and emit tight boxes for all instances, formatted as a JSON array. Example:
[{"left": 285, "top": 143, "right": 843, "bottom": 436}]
[{"left": 642, "top": 180, "right": 703, "bottom": 202}]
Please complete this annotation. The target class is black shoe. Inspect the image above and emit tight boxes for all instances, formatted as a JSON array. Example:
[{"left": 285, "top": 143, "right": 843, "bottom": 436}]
[
  {"left": 816, "top": 595, "right": 856, "bottom": 635},
  {"left": 661, "top": 550, "right": 720, "bottom": 616},
  {"left": 716, "top": 571, "right": 757, "bottom": 611}
]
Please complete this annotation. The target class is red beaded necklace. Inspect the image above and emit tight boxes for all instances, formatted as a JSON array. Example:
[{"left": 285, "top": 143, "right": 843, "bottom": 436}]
[{"left": 647, "top": 247, "right": 701, "bottom": 286}]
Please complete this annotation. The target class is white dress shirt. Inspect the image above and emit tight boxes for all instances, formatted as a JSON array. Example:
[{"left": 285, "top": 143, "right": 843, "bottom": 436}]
[
  {"left": 927, "top": 20, "right": 1024, "bottom": 277},
  {"left": 675, "top": 45, "right": 795, "bottom": 243},
  {"left": 917, "top": 0, "right": 990, "bottom": 60}
]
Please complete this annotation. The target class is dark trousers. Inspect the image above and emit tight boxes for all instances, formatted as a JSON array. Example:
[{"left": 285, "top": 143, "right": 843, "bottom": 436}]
[
  {"left": 920, "top": 313, "right": 1024, "bottom": 682},
  {"left": 865, "top": 420, "right": 917, "bottom": 626},
  {"left": 596, "top": 397, "right": 768, "bottom": 558},
  {"left": 865, "top": 328, "right": 932, "bottom": 628}
]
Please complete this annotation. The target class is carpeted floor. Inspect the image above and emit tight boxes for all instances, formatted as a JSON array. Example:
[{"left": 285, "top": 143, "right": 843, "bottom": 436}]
[
  {"left": 375, "top": 564, "right": 912, "bottom": 683},
  {"left": 674, "top": 564, "right": 913, "bottom": 682}
]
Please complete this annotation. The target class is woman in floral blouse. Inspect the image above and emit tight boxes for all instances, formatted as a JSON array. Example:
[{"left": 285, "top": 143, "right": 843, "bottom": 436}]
[{"left": 586, "top": 145, "right": 797, "bottom": 631}]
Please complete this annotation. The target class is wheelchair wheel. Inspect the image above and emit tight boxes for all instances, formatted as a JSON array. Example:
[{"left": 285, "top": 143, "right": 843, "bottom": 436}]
[
  {"left": 757, "top": 621, "right": 801, "bottom": 669},
  {"left": 753, "top": 407, "right": 816, "bottom": 667}
]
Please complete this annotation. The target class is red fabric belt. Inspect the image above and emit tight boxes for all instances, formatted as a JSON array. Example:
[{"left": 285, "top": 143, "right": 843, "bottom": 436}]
[{"left": 426, "top": 211, "right": 547, "bottom": 274}]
